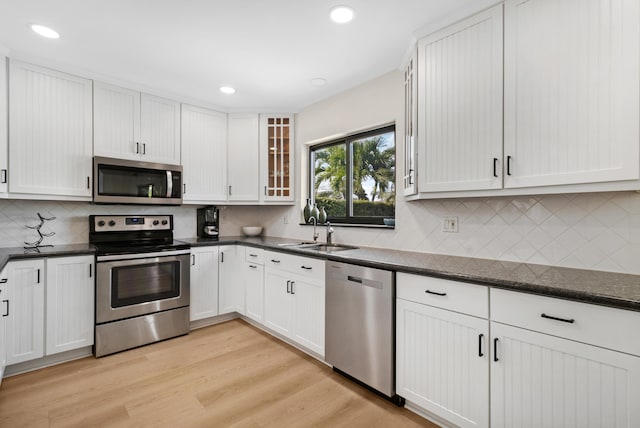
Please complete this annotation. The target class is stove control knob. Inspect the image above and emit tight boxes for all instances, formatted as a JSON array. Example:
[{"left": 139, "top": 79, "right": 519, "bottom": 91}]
[
  {"left": 97, "top": 220, "right": 105, "bottom": 227},
  {"left": 108, "top": 220, "right": 116, "bottom": 227},
  {"left": 161, "top": 220, "right": 168, "bottom": 225},
  {"left": 153, "top": 220, "right": 160, "bottom": 226}
]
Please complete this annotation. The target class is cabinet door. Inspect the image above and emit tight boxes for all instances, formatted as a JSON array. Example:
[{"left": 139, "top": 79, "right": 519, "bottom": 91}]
[
  {"left": 5, "top": 259, "right": 45, "bottom": 365},
  {"left": 227, "top": 114, "right": 259, "bottom": 201},
  {"left": 140, "top": 93, "right": 181, "bottom": 164},
  {"left": 0, "top": 267, "right": 7, "bottom": 384},
  {"left": 0, "top": 56, "right": 8, "bottom": 194},
  {"left": 396, "top": 299, "right": 489, "bottom": 428},
  {"left": 9, "top": 60, "right": 93, "bottom": 198},
  {"left": 181, "top": 105, "right": 228, "bottom": 203},
  {"left": 189, "top": 246, "right": 220, "bottom": 321},
  {"left": 417, "top": 5, "right": 503, "bottom": 193},
  {"left": 244, "top": 262, "right": 264, "bottom": 324},
  {"left": 93, "top": 81, "right": 141, "bottom": 160},
  {"left": 504, "top": 0, "right": 640, "bottom": 188},
  {"left": 218, "top": 246, "right": 244, "bottom": 315},
  {"left": 264, "top": 268, "right": 293, "bottom": 338},
  {"left": 45, "top": 256, "right": 94, "bottom": 355},
  {"left": 260, "top": 114, "right": 294, "bottom": 202},
  {"left": 291, "top": 276, "right": 324, "bottom": 356},
  {"left": 491, "top": 322, "right": 640, "bottom": 428},
  {"left": 403, "top": 51, "right": 417, "bottom": 196}
]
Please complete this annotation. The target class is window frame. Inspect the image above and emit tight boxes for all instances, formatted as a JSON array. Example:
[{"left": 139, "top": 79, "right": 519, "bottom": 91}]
[{"left": 309, "top": 124, "right": 396, "bottom": 226}]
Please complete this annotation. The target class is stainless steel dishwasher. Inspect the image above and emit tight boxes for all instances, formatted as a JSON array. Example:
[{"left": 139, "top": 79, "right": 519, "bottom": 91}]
[{"left": 325, "top": 261, "right": 402, "bottom": 405}]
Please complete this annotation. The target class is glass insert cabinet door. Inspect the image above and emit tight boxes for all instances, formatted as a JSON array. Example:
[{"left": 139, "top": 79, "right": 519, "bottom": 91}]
[{"left": 262, "top": 115, "right": 294, "bottom": 201}]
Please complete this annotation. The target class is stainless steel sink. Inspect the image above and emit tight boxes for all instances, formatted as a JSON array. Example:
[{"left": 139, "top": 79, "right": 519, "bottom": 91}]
[
  {"left": 277, "top": 241, "right": 317, "bottom": 247},
  {"left": 302, "top": 243, "right": 359, "bottom": 252}
]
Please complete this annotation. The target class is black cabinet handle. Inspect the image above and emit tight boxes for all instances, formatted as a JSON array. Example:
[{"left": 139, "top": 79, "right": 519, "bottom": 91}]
[
  {"left": 228, "top": 185, "right": 232, "bottom": 196},
  {"left": 89, "top": 264, "right": 92, "bottom": 278},
  {"left": 493, "top": 338, "right": 499, "bottom": 362},
  {"left": 136, "top": 142, "right": 140, "bottom": 154},
  {"left": 142, "top": 143, "right": 146, "bottom": 155},
  {"left": 183, "top": 184, "right": 186, "bottom": 194},
  {"left": 408, "top": 168, "right": 414, "bottom": 185},
  {"left": 291, "top": 281, "right": 295, "bottom": 295},
  {"left": 300, "top": 266, "right": 312, "bottom": 270},
  {"left": 541, "top": 313, "right": 575, "bottom": 324},
  {"left": 286, "top": 280, "right": 291, "bottom": 294},
  {"left": 249, "top": 253, "right": 258, "bottom": 258},
  {"left": 36, "top": 268, "right": 40, "bottom": 284},
  {"left": 2, "top": 299, "right": 8, "bottom": 317},
  {"left": 87, "top": 176, "right": 91, "bottom": 189},
  {"left": 249, "top": 265, "right": 257, "bottom": 269},
  {"left": 271, "top": 259, "right": 281, "bottom": 264},
  {"left": 264, "top": 186, "right": 267, "bottom": 196},
  {"left": 192, "top": 254, "right": 196, "bottom": 266},
  {"left": 425, "top": 289, "right": 446, "bottom": 296},
  {"left": 506, "top": 156, "right": 512, "bottom": 176},
  {"left": 0, "top": 278, "right": 7, "bottom": 283},
  {"left": 493, "top": 158, "right": 498, "bottom": 178},
  {"left": 1, "top": 169, "right": 7, "bottom": 184},
  {"left": 478, "top": 334, "right": 484, "bottom": 357},
  {"left": 220, "top": 252, "right": 224, "bottom": 263}
]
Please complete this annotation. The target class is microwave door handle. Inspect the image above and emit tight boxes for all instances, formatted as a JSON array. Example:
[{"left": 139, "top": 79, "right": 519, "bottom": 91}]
[{"left": 166, "top": 171, "right": 173, "bottom": 198}]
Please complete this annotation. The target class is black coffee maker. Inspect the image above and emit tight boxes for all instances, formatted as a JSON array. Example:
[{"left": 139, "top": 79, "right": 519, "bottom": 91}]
[{"left": 197, "top": 206, "right": 219, "bottom": 239}]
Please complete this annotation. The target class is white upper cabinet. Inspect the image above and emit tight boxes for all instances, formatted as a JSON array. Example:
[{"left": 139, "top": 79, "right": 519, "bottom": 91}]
[
  {"left": 94, "top": 81, "right": 180, "bottom": 165},
  {"left": 259, "top": 114, "right": 294, "bottom": 203},
  {"left": 402, "top": 51, "right": 417, "bottom": 196},
  {"left": 9, "top": 60, "right": 93, "bottom": 199},
  {"left": 227, "top": 113, "right": 260, "bottom": 202},
  {"left": 0, "top": 55, "right": 8, "bottom": 195},
  {"left": 181, "top": 104, "right": 228, "bottom": 203},
  {"left": 504, "top": 0, "right": 640, "bottom": 188},
  {"left": 417, "top": 4, "right": 503, "bottom": 193}
]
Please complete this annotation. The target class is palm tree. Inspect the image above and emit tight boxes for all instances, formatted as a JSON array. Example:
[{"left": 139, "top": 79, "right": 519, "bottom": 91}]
[
  {"left": 313, "top": 144, "right": 346, "bottom": 199},
  {"left": 353, "top": 136, "right": 395, "bottom": 201}
]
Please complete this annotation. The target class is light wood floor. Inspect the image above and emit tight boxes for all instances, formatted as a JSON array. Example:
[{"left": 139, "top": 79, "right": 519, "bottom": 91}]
[{"left": 0, "top": 319, "right": 438, "bottom": 428}]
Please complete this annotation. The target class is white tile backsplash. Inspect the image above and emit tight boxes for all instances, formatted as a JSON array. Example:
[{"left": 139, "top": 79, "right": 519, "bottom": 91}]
[{"left": 2, "top": 191, "right": 640, "bottom": 275}]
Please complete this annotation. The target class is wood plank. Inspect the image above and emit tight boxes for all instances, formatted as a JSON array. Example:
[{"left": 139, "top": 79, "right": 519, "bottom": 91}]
[{"left": 0, "top": 320, "right": 437, "bottom": 427}]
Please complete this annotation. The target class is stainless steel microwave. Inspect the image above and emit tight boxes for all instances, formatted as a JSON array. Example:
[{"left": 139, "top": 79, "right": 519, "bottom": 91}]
[{"left": 93, "top": 156, "right": 183, "bottom": 205}]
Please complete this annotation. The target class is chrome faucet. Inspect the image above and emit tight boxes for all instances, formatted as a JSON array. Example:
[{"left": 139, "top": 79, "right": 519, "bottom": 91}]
[
  {"left": 326, "top": 221, "right": 334, "bottom": 245},
  {"left": 310, "top": 217, "right": 320, "bottom": 243}
]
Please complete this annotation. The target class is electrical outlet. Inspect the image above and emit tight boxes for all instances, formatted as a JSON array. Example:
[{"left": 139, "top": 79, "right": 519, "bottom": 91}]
[{"left": 443, "top": 216, "right": 459, "bottom": 233}]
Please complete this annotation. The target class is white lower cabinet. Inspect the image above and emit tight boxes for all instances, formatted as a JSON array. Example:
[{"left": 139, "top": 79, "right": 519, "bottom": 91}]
[
  {"left": 218, "top": 246, "right": 244, "bottom": 315},
  {"left": 264, "top": 251, "right": 325, "bottom": 356},
  {"left": 4, "top": 259, "right": 45, "bottom": 365},
  {"left": 396, "top": 273, "right": 489, "bottom": 428},
  {"left": 4, "top": 256, "right": 94, "bottom": 367},
  {"left": 243, "top": 248, "right": 265, "bottom": 324},
  {"left": 0, "top": 267, "right": 7, "bottom": 385},
  {"left": 189, "top": 246, "right": 220, "bottom": 321},
  {"left": 45, "top": 256, "right": 94, "bottom": 355},
  {"left": 490, "top": 288, "right": 640, "bottom": 428}
]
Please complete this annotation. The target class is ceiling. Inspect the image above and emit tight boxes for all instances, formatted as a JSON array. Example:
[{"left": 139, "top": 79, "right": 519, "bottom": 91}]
[{"left": 0, "top": 0, "right": 496, "bottom": 112}]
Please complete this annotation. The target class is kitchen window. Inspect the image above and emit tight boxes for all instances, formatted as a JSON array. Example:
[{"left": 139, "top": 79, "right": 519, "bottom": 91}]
[{"left": 309, "top": 125, "right": 395, "bottom": 226}]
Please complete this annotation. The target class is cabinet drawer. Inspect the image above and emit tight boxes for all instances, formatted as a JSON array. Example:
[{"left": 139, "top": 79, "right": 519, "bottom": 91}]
[
  {"left": 397, "top": 272, "right": 488, "bottom": 319},
  {"left": 245, "top": 247, "right": 264, "bottom": 265},
  {"left": 491, "top": 288, "right": 640, "bottom": 356},
  {"left": 264, "top": 251, "right": 324, "bottom": 280}
]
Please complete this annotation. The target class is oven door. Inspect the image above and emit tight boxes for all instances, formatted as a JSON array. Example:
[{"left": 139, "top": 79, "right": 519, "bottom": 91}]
[{"left": 96, "top": 251, "right": 190, "bottom": 324}]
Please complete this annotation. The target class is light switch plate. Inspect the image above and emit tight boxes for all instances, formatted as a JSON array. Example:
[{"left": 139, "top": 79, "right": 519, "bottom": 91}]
[{"left": 443, "top": 216, "right": 459, "bottom": 233}]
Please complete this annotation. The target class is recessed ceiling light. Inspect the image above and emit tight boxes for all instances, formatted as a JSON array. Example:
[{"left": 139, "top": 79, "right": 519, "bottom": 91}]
[
  {"left": 30, "top": 24, "right": 60, "bottom": 39},
  {"left": 311, "top": 78, "right": 327, "bottom": 86},
  {"left": 330, "top": 6, "right": 354, "bottom": 24},
  {"left": 220, "top": 86, "right": 236, "bottom": 94}
]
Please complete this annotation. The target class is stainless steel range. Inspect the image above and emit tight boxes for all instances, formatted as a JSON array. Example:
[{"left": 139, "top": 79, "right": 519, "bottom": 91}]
[{"left": 90, "top": 214, "right": 190, "bottom": 357}]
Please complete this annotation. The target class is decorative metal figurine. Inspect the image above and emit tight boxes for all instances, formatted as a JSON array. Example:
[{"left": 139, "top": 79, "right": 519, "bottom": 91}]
[{"left": 24, "top": 212, "right": 56, "bottom": 252}]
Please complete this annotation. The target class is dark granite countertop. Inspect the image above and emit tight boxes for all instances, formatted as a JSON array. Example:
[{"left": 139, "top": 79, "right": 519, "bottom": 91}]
[
  {"left": 0, "top": 244, "right": 96, "bottom": 273},
  {"left": 178, "top": 236, "right": 640, "bottom": 312}
]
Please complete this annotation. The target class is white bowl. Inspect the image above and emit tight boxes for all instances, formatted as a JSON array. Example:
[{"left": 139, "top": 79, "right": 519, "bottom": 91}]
[{"left": 242, "top": 226, "right": 263, "bottom": 236}]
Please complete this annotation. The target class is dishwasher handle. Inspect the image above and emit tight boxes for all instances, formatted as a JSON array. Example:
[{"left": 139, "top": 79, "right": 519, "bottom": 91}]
[{"left": 347, "top": 275, "right": 363, "bottom": 284}]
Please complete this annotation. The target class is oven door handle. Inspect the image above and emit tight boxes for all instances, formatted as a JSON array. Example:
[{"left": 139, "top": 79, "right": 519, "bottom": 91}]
[{"left": 97, "top": 249, "right": 191, "bottom": 262}]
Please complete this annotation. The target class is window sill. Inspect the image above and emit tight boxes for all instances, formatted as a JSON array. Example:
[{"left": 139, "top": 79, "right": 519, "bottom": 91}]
[{"left": 299, "top": 223, "right": 394, "bottom": 230}]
